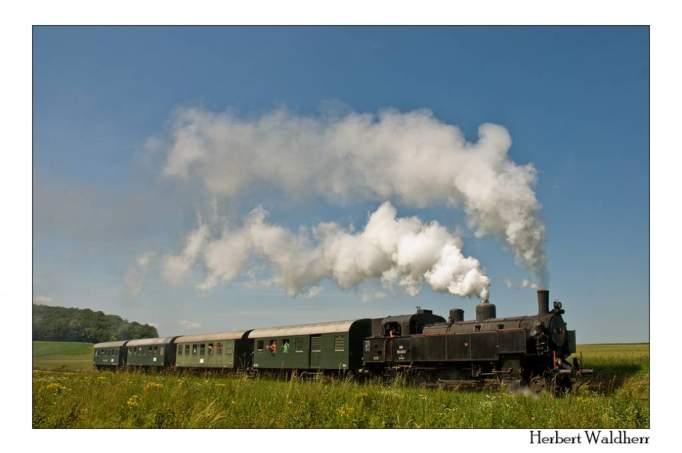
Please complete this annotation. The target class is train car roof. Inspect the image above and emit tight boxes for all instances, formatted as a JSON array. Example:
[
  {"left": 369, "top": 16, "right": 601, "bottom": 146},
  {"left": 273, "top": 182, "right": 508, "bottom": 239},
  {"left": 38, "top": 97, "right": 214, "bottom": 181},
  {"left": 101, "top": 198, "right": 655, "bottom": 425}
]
[
  {"left": 93, "top": 340, "right": 128, "bottom": 348},
  {"left": 125, "top": 337, "right": 177, "bottom": 346},
  {"left": 248, "top": 319, "right": 366, "bottom": 339},
  {"left": 175, "top": 330, "right": 252, "bottom": 343}
]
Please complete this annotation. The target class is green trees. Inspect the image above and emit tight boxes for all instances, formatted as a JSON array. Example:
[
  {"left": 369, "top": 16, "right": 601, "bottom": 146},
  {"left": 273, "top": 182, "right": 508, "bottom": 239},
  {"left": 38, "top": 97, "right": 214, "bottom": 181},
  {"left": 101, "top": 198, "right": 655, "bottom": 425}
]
[{"left": 32, "top": 304, "right": 158, "bottom": 343}]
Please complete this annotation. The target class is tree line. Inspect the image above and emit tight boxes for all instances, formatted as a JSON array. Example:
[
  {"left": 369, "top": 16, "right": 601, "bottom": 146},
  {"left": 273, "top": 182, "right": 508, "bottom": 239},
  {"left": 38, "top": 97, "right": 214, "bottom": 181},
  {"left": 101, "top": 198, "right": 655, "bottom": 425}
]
[{"left": 32, "top": 304, "right": 158, "bottom": 343}]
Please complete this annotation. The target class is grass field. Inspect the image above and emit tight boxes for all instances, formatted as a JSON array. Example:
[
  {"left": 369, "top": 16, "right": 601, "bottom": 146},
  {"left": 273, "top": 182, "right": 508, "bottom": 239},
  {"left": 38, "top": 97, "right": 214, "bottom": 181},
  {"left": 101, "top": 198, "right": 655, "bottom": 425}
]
[
  {"left": 32, "top": 342, "right": 649, "bottom": 428},
  {"left": 32, "top": 341, "right": 93, "bottom": 371}
]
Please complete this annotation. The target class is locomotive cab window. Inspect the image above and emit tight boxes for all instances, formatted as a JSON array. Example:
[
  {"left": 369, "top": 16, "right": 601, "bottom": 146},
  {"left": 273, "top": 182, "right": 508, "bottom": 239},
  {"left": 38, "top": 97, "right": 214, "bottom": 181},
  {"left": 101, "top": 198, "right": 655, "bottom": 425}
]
[{"left": 384, "top": 323, "right": 401, "bottom": 337}]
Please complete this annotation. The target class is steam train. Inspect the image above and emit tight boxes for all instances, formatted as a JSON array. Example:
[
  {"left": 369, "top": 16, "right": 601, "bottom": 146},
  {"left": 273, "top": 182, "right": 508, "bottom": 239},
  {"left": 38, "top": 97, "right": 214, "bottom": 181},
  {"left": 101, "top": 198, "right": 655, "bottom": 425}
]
[{"left": 93, "top": 289, "right": 590, "bottom": 393}]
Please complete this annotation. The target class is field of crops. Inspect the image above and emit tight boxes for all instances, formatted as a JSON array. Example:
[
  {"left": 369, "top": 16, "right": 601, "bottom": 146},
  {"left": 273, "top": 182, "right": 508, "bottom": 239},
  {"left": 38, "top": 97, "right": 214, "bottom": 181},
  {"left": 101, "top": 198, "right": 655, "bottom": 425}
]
[{"left": 32, "top": 342, "right": 649, "bottom": 428}]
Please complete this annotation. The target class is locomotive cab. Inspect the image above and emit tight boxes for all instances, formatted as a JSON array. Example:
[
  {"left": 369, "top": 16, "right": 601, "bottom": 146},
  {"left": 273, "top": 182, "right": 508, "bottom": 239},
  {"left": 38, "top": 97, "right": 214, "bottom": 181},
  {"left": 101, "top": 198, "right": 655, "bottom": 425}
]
[{"left": 363, "top": 308, "right": 445, "bottom": 365}]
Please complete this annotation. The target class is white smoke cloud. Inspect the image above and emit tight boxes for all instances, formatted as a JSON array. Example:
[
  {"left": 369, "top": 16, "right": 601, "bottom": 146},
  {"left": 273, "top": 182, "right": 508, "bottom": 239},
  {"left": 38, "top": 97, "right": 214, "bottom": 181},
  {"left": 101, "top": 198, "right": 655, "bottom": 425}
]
[
  {"left": 520, "top": 278, "right": 539, "bottom": 289},
  {"left": 189, "top": 202, "right": 489, "bottom": 299},
  {"left": 503, "top": 277, "right": 539, "bottom": 290},
  {"left": 304, "top": 286, "right": 323, "bottom": 299},
  {"left": 159, "top": 107, "right": 546, "bottom": 278},
  {"left": 179, "top": 320, "right": 201, "bottom": 330},
  {"left": 161, "top": 224, "right": 209, "bottom": 285},
  {"left": 359, "top": 290, "right": 388, "bottom": 303},
  {"left": 124, "top": 251, "right": 156, "bottom": 297}
]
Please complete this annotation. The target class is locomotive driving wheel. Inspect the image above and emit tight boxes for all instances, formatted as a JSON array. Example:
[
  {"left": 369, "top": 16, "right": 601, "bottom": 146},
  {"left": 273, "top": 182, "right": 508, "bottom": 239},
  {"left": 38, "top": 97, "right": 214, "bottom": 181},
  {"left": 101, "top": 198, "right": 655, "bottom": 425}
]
[{"left": 529, "top": 375, "right": 548, "bottom": 393}]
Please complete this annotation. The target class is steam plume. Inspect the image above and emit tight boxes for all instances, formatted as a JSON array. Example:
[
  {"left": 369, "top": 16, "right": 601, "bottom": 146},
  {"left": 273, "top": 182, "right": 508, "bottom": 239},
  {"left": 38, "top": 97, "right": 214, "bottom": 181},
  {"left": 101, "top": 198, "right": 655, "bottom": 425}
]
[
  {"left": 165, "top": 202, "right": 490, "bottom": 299},
  {"left": 160, "top": 107, "right": 546, "bottom": 278}
]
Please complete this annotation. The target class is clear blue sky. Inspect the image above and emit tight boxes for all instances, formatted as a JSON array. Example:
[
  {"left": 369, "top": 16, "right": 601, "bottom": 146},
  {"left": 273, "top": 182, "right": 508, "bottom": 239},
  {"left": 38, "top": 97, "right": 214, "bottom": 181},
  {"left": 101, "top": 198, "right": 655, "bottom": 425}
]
[{"left": 33, "top": 26, "right": 649, "bottom": 342}]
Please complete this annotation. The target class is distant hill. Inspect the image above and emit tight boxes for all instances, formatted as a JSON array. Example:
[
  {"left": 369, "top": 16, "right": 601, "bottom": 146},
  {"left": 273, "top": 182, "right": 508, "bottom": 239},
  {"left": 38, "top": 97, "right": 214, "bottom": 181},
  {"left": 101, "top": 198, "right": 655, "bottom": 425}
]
[{"left": 32, "top": 304, "right": 158, "bottom": 343}]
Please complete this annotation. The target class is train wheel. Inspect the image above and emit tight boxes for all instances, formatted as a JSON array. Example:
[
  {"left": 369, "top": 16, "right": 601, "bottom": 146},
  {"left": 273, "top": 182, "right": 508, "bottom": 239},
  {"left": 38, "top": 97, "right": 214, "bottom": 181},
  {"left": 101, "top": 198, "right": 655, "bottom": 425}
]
[
  {"left": 529, "top": 375, "right": 548, "bottom": 393},
  {"left": 553, "top": 375, "right": 573, "bottom": 396}
]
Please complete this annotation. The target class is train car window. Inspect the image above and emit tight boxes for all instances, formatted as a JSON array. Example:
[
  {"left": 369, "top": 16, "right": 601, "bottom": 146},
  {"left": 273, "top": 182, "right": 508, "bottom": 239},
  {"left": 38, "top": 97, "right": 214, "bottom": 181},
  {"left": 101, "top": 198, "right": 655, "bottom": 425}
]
[
  {"left": 268, "top": 340, "right": 278, "bottom": 352},
  {"left": 225, "top": 342, "right": 233, "bottom": 354},
  {"left": 178, "top": 346, "right": 183, "bottom": 356},
  {"left": 216, "top": 343, "right": 223, "bottom": 355},
  {"left": 281, "top": 339, "right": 290, "bottom": 353},
  {"left": 256, "top": 340, "right": 264, "bottom": 351},
  {"left": 311, "top": 335, "right": 321, "bottom": 352},
  {"left": 294, "top": 337, "right": 304, "bottom": 352},
  {"left": 185, "top": 344, "right": 190, "bottom": 355},
  {"left": 208, "top": 343, "right": 214, "bottom": 355},
  {"left": 334, "top": 335, "right": 345, "bottom": 352},
  {"left": 200, "top": 344, "right": 206, "bottom": 356},
  {"left": 192, "top": 344, "right": 198, "bottom": 355}
]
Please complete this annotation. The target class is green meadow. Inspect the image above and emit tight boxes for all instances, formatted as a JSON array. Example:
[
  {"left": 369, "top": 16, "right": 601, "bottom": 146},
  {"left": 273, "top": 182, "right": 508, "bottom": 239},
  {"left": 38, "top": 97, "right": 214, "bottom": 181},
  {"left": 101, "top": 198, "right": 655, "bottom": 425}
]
[
  {"left": 32, "top": 341, "right": 94, "bottom": 371},
  {"left": 32, "top": 342, "right": 649, "bottom": 428}
]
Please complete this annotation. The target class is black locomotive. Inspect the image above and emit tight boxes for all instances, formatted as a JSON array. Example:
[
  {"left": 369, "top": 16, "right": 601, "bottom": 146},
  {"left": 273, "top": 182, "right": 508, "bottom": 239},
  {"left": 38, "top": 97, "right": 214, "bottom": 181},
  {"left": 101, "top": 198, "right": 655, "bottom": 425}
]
[{"left": 362, "top": 289, "right": 588, "bottom": 392}]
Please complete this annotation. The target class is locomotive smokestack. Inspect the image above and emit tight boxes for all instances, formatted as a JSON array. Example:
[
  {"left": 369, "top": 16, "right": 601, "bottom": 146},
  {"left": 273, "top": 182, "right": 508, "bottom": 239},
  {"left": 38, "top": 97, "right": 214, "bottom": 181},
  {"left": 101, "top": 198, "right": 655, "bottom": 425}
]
[
  {"left": 537, "top": 289, "right": 549, "bottom": 315},
  {"left": 449, "top": 308, "right": 464, "bottom": 323},
  {"left": 475, "top": 299, "right": 496, "bottom": 321}
]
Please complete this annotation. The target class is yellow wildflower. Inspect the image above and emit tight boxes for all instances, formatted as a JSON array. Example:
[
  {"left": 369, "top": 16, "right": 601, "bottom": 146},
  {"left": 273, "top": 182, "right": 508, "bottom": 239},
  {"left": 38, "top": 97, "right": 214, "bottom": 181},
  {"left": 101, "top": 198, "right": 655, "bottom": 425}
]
[{"left": 127, "top": 395, "right": 140, "bottom": 408}]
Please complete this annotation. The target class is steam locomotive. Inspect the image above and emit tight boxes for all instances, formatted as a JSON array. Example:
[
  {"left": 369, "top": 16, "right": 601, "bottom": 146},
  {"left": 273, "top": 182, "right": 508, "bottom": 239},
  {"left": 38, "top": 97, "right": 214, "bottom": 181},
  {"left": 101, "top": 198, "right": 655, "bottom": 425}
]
[
  {"left": 362, "top": 289, "right": 588, "bottom": 392},
  {"left": 93, "top": 289, "right": 590, "bottom": 393}
]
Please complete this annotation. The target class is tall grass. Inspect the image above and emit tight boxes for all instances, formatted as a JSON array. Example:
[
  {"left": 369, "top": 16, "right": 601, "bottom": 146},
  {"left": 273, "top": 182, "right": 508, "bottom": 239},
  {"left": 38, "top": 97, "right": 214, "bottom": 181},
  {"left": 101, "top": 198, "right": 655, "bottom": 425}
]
[{"left": 32, "top": 343, "right": 649, "bottom": 428}]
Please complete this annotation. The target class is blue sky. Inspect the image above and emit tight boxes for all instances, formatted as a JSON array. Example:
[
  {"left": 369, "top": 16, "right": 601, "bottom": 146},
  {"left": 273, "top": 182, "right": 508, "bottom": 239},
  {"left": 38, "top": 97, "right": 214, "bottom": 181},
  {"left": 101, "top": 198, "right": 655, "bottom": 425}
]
[{"left": 33, "top": 26, "right": 649, "bottom": 342}]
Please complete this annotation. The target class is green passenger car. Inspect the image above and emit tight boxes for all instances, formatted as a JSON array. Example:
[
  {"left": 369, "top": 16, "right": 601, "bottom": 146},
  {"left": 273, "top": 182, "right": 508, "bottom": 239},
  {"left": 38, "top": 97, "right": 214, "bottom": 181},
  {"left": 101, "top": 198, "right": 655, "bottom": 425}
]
[
  {"left": 249, "top": 319, "right": 372, "bottom": 372},
  {"left": 174, "top": 330, "right": 253, "bottom": 370},
  {"left": 93, "top": 340, "right": 128, "bottom": 368},
  {"left": 125, "top": 337, "right": 178, "bottom": 368}
]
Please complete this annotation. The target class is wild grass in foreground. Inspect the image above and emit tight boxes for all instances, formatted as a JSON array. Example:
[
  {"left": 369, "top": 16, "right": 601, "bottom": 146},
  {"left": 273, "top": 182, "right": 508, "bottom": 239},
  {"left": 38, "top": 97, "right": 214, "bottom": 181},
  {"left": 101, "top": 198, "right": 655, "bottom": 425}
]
[{"left": 32, "top": 342, "right": 649, "bottom": 428}]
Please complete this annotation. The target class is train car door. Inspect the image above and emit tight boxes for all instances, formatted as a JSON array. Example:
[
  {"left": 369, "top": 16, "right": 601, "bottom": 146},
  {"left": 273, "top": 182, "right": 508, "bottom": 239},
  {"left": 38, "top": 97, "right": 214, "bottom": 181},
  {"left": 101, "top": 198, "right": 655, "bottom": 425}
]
[
  {"left": 385, "top": 338, "right": 395, "bottom": 362},
  {"left": 310, "top": 335, "right": 321, "bottom": 368}
]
